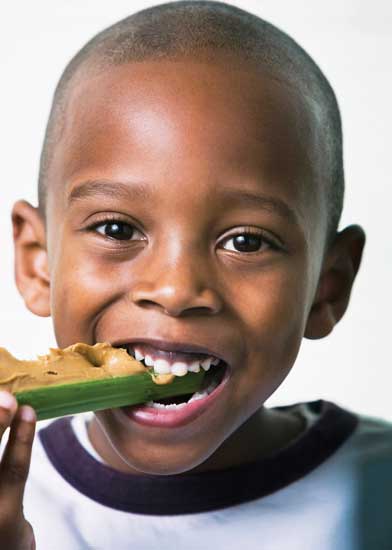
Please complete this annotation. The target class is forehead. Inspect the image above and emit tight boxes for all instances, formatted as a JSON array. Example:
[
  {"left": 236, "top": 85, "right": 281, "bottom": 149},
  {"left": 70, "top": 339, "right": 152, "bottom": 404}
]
[{"left": 47, "top": 57, "right": 325, "bottom": 238}]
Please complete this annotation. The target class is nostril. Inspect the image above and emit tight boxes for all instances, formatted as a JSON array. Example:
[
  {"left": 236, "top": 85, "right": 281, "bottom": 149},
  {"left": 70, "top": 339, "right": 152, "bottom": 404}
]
[
  {"left": 130, "top": 283, "right": 223, "bottom": 317},
  {"left": 133, "top": 298, "right": 183, "bottom": 317},
  {"left": 144, "top": 304, "right": 216, "bottom": 318},
  {"left": 137, "top": 299, "right": 161, "bottom": 309}
]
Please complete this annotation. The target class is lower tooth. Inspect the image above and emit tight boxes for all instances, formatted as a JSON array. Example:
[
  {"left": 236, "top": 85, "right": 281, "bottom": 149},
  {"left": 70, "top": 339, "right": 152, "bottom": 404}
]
[
  {"left": 146, "top": 373, "right": 222, "bottom": 408},
  {"left": 188, "top": 377, "right": 219, "bottom": 402},
  {"left": 147, "top": 400, "right": 187, "bottom": 409},
  {"left": 188, "top": 390, "right": 208, "bottom": 403},
  {"left": 207, "top": 379, "right": 219, "bottom": 393}
]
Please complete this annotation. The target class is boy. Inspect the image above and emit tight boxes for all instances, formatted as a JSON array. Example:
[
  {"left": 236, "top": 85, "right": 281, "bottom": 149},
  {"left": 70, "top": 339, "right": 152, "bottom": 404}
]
[{"left": 1, "top": 1, "right": 391, "bottom": 548}]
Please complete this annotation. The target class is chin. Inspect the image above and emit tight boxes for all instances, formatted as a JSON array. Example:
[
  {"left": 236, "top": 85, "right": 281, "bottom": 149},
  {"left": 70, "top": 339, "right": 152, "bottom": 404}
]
[{"left": 117, "top": 448, "right": 213, "bottom": 476}]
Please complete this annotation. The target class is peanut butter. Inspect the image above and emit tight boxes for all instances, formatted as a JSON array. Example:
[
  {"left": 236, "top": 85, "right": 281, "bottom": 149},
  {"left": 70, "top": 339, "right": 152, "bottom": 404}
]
[{"left": 0, "top": 342, "right": 174, "bottom": 393}]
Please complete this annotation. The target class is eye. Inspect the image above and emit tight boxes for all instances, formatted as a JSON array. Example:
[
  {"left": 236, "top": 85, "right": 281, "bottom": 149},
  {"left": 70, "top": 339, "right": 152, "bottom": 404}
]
[
  {"left": 220, "top": 229, "right": 278, "bottom": 254},
  {"left": 94, "top": 220, "right": 143, "bottom": 241}
]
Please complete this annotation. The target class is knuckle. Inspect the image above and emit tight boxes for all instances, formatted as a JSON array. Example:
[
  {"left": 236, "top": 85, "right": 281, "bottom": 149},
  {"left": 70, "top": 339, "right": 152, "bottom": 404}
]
[
  {"left": 16, "top": 429, "right": 35, "bottom": 446},
  {"left": 0, "top": 507, "right": 22, "bottom": 531},
  {"left": 2, "top": 461, "right": 28, "bottom": 485},
  {"left": 0, "top": 410, "right": 13, "bottom": 430}
]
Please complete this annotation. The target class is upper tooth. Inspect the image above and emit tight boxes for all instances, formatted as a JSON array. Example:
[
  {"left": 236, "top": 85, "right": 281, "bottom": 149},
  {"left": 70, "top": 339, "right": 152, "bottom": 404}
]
[
  {"left": 188, "top": 361, "right": 201, "bottom": 373},
  {"left": 153, "top": 359, "right": 171, "bottom": 374},
  {"left": 144, "top": 355, "right": 155, "bottom": 367},
  {"left": 134, "top": 348, "right": 145, "bottom": 361},
  {"left": 130, "top": 347, "right": 221, "bottom": 376},
  {"left": 170, "top": 362, "right": 188, "bottom": 376},
  {"left": 201, "top": 357, "right": 213, "bottom": 371}
]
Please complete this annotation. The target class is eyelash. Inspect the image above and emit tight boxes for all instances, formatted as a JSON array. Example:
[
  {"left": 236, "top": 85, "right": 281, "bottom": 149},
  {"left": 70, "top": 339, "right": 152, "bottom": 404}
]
[
  {"left": 87, "top": 217, "right": 280, "bottom": 254},
  {"left": 220, "top": 227, "right": 279, "bottom": 254},
  {"left": 91, "top": 217, "right": 145, "bottom": 242}
]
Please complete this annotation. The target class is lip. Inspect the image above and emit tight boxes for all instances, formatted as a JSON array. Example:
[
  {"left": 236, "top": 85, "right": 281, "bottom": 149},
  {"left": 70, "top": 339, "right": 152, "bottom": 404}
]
[
  {"left": 120, "top": 364, "right": 230, "bottom": 428},
  {"left": 111, "top": 337, "right": 231, "bottom": 365}
]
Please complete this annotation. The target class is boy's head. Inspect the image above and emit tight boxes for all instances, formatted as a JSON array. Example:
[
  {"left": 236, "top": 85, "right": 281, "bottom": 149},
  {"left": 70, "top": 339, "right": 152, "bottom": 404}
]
[{"left": 12, "top": 1, "right": 364, "bottom": 474}]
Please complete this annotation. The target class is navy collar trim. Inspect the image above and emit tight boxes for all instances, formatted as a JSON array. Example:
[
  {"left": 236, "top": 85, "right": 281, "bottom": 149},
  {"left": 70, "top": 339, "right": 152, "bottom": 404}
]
[{"left": 39, "top": 400, "right": 358, "bottom": 515}]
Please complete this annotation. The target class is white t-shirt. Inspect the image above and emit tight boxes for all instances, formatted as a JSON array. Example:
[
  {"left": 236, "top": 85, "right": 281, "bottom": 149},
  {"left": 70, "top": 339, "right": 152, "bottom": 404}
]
[{"left": 3, "top": 400, "right": 392, "bottom": 550}]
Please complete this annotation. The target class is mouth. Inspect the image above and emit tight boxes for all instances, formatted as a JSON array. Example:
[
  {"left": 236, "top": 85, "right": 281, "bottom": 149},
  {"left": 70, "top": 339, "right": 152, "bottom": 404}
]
[{"left": 112, "top": 340, "right": 231, "bottom": 427}]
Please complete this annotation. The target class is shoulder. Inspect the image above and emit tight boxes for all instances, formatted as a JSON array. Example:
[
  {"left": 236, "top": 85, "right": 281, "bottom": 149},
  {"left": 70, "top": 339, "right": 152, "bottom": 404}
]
[
  {"left": 345, "top": 410, "right": 392, "bottom": 459},
  {"left": 289, "top": 399, "right": 392, "bottom": 459},
  {"left": 340, "top": 411, "right": 392, "bottom": 545},
  {"left": 279, "top": 400, "right": 392, "bottom": 477}
]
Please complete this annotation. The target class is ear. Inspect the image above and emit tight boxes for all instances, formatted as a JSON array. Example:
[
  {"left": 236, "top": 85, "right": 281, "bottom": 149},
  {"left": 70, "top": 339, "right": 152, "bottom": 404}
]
[
  {"left": 11, "top": 200, "right": 51, "bottom": 317},
  {"left": 305, "top": 224, "right": 365, "bottom": 339}
]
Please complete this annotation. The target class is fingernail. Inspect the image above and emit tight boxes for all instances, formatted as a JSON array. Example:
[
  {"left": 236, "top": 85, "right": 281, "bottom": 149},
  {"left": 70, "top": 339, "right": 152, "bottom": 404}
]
[
  {"left": 20, "top": 406, "right": 36, "bottom": 422},
  {"left": 0, "top": 391, "right": 15, "bottom": 410}
]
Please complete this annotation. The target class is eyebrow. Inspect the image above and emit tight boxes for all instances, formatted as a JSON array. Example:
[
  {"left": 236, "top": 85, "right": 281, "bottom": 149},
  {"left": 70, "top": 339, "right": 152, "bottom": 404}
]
[
  {"left": 67, "top": 179, "right": 300, "bottom": 226},
  {"left": 218, "top": 188, "right": 301, "bottom": 226},
  {"left": 67, "top": 180, "right": 151, "bottom": 204}
]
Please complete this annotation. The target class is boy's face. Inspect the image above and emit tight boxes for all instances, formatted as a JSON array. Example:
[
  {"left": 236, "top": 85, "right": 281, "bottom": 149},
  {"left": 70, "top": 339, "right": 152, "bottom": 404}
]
[{"left": 13, "top": 56, "right": 364, "bottom": 474}]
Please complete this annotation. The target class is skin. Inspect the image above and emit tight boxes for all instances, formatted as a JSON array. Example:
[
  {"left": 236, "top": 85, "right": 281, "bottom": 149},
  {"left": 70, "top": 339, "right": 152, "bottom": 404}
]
[
  {"left": 5, "top": 56, "right": 365, "bottom": 507},
  {"left": 0, "top": 397, "right": 36, "bottom": 550}
]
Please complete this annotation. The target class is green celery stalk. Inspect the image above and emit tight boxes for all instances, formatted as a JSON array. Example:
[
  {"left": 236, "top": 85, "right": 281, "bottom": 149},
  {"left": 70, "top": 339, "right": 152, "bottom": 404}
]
[{"left": 15, "top": 370, "right": 205, "bottom": 421}]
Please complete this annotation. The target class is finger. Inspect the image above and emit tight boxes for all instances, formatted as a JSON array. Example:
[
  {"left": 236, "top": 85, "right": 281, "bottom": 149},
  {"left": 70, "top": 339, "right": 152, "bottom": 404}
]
[
  {"left": 21, "top": 519, "right": 36, "bottom": 550},
  {"left": 0, "top": 404, "right": 36, "bottom": 510},
  {"left": 0, "top": 391, "right": 18, "bottom": 441}
]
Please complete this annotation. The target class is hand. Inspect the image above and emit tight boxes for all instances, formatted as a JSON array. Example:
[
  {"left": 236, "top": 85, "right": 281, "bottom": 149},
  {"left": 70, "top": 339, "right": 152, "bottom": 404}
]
[{"left": 0, "top": 391, "right": 36, "bottom": 550}]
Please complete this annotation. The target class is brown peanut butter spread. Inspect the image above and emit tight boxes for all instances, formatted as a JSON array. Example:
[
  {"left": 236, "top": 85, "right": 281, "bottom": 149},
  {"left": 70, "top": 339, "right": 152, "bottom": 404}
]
[{"left": 0, "top": 342, "right": 174, "bottom": 393}]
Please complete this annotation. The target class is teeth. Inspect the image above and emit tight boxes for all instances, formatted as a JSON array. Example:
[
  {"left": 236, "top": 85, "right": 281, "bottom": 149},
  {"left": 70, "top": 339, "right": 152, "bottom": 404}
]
[
  {"left": 206, "top": 379, "right": 220, "bottom": 394},
  {"left": 188, "top": 361, "right": 201, "bottom": 373},
  {"left": 188, "top": 390, "right": 208, "bottom": 402},
  {"left": 145, "top": 400, "right": 187, "bottom": 409},
  {"left": 144, "top": 355, "right": 154, "bottom": 367},
  {"left": 170, "top": 362, "right": 188, "bottom": 376},
  {"left": 201, "top": 357, "right": 212, "bottom": 371},
  {"left": 130, "top": 346, "right": 222, "bottom": 377},
  {"left": 153, "top": 359, "right": 171, "bottom": 374},
  {"left": 187, "top": 378, "right": 218, "bottom": 403},
  {"left": 134, "top": 348, "right": 145, "bottom": 361},
  {"left": 148, "top": 373, "right": 222, "bottom": 408},
  {"left": 165, "top": 403, "right": 187, "bottom": 409}
]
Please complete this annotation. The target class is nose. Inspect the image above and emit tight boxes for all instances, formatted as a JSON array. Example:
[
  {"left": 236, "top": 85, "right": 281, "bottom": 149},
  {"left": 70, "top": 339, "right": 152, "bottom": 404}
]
[{"left": 129, "top": 249, "right": 223, "bottom": 317}]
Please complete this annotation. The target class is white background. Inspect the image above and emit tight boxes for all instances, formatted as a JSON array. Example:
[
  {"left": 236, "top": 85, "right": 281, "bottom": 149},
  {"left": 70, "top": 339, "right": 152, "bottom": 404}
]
[{"left": 0, "top": 1, "right": 391, "bottom": 419}]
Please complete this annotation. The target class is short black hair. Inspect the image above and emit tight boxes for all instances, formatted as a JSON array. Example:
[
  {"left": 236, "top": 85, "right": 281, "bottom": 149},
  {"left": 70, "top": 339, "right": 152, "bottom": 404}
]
[{"left": 38, "top": 0, "right": 344, "bottom": 240}]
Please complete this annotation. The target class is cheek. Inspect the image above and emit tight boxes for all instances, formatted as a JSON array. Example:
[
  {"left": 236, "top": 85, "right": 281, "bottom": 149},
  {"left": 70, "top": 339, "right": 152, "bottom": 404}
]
[
  {"left": 228, "top": 264, "right": 310, "bottom": 411},
  {"left": 49, "top": 242, "right": 126, "bottom": 347},
  {"left": 237, "top": 263, "right": 309, "bottom": 346}
]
